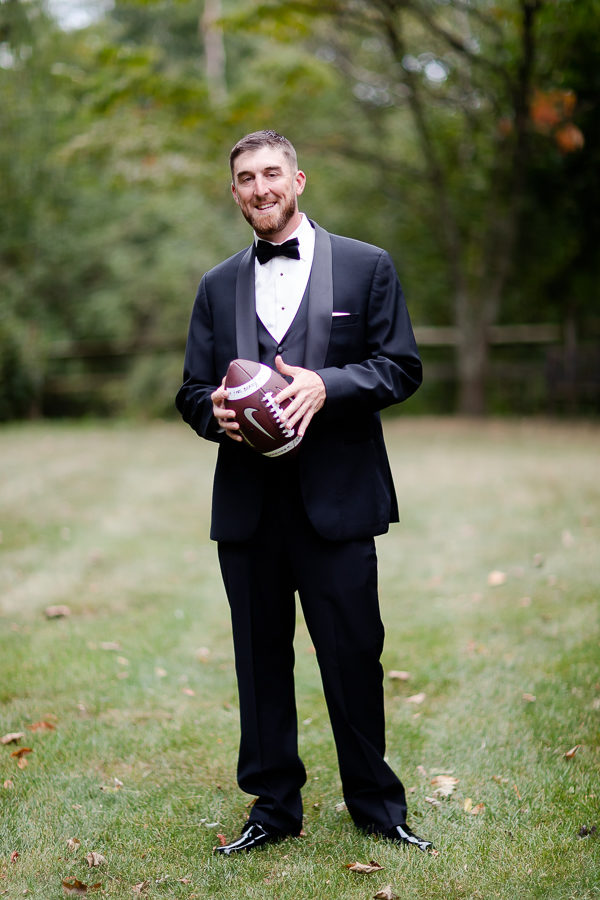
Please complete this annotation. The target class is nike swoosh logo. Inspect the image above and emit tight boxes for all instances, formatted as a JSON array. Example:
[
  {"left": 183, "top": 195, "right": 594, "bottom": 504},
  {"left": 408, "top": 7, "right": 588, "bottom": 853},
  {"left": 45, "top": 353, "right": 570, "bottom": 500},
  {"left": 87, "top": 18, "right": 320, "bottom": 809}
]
[{"left": 244, "top": 407, "right": 275, "bottom": 440}]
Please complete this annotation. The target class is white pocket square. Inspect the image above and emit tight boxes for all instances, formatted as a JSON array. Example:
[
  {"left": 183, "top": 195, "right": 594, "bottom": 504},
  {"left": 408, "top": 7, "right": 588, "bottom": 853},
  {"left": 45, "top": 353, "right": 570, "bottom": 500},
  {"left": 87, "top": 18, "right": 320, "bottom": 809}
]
[{"left": 332, "top": 311, "right": 351, "bottom": 317}]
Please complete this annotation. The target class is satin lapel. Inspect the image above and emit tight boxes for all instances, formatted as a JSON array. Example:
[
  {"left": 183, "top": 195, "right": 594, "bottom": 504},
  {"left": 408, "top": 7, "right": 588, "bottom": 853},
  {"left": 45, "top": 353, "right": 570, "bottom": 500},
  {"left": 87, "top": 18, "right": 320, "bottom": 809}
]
[
  {"left": 304, "top": 222, "right": 333, "bottom": 370},
  {"left": 235, "top": 245, "right": 260, "bottom": 361}
]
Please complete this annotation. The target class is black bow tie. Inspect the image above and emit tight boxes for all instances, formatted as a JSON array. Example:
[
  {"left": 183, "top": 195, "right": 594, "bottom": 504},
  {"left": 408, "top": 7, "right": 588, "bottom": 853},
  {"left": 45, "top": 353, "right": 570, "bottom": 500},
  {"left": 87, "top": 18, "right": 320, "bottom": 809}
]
[{"left": 255, "top": 237, "right": 300, "bottom": 265}]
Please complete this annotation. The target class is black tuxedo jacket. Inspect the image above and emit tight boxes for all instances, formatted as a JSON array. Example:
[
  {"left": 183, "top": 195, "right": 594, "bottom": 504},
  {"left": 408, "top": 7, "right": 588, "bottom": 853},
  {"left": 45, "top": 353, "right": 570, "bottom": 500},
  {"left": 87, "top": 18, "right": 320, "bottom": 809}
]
[{"left": 176, "top": 221, "right": 422, "bottom": 543}]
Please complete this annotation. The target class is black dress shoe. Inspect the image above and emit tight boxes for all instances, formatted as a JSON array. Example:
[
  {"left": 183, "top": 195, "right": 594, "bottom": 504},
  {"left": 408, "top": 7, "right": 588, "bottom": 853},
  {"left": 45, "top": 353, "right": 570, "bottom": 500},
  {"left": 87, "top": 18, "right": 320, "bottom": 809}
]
[
  {"left": 213, "top": 822, "right": 285, "bottom": 855},
  {"left": 380, "top": 823, "right": 434, "bottom": 852}
]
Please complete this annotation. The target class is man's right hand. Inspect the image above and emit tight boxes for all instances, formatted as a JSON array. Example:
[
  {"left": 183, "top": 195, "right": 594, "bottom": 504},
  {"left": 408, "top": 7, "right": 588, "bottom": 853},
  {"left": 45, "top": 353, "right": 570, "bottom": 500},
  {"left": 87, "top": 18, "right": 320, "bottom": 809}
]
[{"left": 211, "top": 378, "right": 243, "bottom": 442}]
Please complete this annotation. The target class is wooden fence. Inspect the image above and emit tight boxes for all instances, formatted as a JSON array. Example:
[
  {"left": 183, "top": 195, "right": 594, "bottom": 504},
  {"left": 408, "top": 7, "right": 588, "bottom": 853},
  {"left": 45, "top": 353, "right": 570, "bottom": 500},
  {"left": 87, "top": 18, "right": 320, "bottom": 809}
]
[{"left": 41, "top": 323, "right": 599, "bottom": 415}]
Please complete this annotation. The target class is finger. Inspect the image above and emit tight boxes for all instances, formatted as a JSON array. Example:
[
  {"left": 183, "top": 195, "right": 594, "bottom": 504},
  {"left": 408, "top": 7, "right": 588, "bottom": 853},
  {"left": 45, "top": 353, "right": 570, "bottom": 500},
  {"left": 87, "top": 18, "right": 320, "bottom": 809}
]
[
  {"left": 282, "top": 397, "right": 313, "bottom": 431},
  {"left": 275, "top": 355, "right": 300, "bottom": 377},
  {"left": 296, "top": 408, "right": 315, "bottom": 438}
]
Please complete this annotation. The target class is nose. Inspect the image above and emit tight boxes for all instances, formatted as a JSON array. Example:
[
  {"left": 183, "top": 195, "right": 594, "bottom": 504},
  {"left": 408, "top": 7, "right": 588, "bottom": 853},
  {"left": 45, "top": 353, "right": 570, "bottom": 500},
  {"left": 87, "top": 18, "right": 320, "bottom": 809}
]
[{"left": 253, "top": 174, "right": 271, "bottom": 197}]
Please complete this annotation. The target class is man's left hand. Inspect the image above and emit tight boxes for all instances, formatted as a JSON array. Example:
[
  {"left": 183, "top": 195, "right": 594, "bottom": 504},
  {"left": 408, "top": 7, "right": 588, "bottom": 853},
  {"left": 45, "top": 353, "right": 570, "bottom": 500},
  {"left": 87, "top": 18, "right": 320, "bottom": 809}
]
[{"left": 274, "top": 355, "right": 326, "bottom": 438}]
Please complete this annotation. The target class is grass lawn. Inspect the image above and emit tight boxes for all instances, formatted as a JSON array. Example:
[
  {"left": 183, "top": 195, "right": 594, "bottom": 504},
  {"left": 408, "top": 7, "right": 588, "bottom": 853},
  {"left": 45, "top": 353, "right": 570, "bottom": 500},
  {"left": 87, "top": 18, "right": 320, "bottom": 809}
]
[{"left": 0, "top": 418, "right": 598, "bottom": 899}]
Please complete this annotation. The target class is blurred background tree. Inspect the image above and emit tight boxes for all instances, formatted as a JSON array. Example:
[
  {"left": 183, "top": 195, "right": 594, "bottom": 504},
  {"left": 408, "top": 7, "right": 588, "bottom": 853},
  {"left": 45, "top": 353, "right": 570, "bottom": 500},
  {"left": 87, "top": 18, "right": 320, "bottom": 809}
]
[{"left": 0, "top": 0, "right": 597, "bottom": 418}]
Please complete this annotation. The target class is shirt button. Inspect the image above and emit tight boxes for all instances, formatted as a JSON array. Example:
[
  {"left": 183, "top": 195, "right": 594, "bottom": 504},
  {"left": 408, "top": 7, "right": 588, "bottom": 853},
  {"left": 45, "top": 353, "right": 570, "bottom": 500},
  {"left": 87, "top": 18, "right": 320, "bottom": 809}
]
[{"left": 277, "top": 345, "right": 284, "bottom": 353}]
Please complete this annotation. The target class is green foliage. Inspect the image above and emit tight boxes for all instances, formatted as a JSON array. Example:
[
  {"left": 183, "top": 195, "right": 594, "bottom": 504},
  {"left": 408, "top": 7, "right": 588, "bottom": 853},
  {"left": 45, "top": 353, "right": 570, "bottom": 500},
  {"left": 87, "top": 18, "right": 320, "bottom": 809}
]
[{"left": 0, "top": 0, "right": 597, "bottom": 417}]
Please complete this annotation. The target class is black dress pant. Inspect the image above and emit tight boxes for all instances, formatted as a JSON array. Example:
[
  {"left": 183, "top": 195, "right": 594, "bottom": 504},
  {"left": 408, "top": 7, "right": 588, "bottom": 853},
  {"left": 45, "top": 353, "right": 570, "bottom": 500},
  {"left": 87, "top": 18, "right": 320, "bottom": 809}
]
[{"left": 217, "top": 468, "right": 407, "bottom": 835}]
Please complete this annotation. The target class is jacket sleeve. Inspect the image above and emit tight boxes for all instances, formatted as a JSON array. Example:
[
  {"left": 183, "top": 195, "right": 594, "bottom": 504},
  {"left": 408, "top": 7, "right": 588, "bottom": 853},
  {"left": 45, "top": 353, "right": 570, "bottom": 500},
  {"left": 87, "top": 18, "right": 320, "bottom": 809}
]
[
  {"left": 315, "top": 249, "right": 422, "bottom": 417},
  {"left": 175, "top": 277, "right": 223, "bottom": 443}
]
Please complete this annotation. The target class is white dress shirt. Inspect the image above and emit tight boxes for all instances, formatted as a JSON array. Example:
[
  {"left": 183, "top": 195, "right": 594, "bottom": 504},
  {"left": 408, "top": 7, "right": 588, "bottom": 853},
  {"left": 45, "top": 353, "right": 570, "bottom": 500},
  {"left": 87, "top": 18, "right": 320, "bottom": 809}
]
[{"left": 254, "top": 213, "right": 315, "bottom": 343}]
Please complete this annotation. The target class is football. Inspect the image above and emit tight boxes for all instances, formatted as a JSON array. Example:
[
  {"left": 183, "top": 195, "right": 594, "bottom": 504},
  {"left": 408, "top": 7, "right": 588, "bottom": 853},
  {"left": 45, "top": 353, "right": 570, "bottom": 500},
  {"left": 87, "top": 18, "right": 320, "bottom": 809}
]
[{"left": 224, "top": 358, "right": 303, "bottom": 458}]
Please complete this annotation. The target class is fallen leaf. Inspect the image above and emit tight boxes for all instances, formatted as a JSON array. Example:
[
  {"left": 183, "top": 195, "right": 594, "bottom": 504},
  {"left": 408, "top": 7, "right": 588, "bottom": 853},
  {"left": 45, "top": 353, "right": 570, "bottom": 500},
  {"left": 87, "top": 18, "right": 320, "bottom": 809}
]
[
  {"left": 578, "top": 825, "right": 597, "bottom": 838},
  {"left": 28, "top": 721, "right": 56, "bottom": 732},
  {"left": 132, "top": 882, "right": 150, "bottom": 894},
  {"left": 431, "top": 774, "right": 459, "bottom": 797},
  {"left": 62, "top": 878, "right": 101, "bottom": 895},
  {"left": 66, "top": 838, "right": 81, "bottom": 851},
  {"left": 470, "top": 803, "right": 485, "bottom": 815},
  {"left": 406, "top": 692, "right": 426, "bottom": 705},
  {"left": 346, "top": 860, "right": 384, "bottom": 874},
  {"left": 10, "top": 851, "right": 19, "bottom": 863},
  {"left": 216, "top": 834, "right": 227, "bottom": 847},
  {"left": 11, "top": 748, "right": 33, "bottom": 759},
  {"left": 464, "top": 797, "right": 473, "bottom": 812},
  {"left": 1, "top": 732, "right": 25, "bottom": 745},
  {"left": 513, "top": 784, "right": 522, "bottom": 800},
  {"left": 3, "top": 780, "right": 14, "bottom": 789},
  {"left": 487, "top": 570, "right": 507, "bottom": 586},
  {"left": 388, "top": 671, "right": 410, "bottom": 681},
  {"left": 564, "top": 745, "right": 581, "bottom": 759},
  {"left": 45, "top": 605, "right": 71, "bottom": 618},
  {"left": 492, "top": 775, "right": 509, "bottom": 784},
  {"left": 17, "top": 757, "right": 29, "bottom": 769},
  {"left": 374, "top": 886, "right": 399, "bottom": 900},
  {"left": 335, "top": 801, "right": 347, "bottom": 812},
  {"left": 196, "top": 647, "right": 211, "bottom": 661},
  {"left": 522, "top": 693, "right": 536, "bottom": 703},
  {"left": 86, "top": 852, "right": 107, "bottom": 867},
  {"left": 416, "top": 765, "right": 428, "bottom": 777},
  {"left": 425, "top": 796, "right": 441, "bottom": 807},
  {"left": 182, "top": 688, "right": 196, "bottom": 696},
  {"left": 562, "top": 530, "right": 575, "bottom": 547}
]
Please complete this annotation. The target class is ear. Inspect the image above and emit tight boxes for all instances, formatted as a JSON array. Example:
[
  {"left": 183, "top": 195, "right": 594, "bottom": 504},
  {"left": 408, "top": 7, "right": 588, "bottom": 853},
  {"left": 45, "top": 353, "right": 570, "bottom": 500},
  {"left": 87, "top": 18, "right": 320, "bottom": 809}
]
[
  {"left": 231, "top": 182, "right": 240, "bottom": 206},
  {"left": 294, "top": 170, "right": 306, "bottom": 197}
]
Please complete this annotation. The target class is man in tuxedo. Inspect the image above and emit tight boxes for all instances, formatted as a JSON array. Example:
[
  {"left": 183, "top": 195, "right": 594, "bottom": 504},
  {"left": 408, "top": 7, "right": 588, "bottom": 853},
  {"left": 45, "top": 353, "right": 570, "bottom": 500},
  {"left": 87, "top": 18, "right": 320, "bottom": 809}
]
[{"left": 176, "top": 130, "right": 432, "bottom": 855}]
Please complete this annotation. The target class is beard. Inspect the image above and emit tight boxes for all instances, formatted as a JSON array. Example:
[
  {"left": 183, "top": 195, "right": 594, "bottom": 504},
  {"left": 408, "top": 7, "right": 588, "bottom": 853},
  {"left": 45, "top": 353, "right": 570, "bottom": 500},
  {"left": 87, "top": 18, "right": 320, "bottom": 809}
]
[{"left": 240, "top": 192, "right": 298, "bottom": 240}]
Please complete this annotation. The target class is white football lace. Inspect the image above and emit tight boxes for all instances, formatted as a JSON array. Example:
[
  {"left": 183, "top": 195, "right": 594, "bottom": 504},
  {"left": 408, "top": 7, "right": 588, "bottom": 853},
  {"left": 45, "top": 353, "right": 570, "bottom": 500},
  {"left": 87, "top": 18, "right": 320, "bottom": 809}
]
[{"left": 262, "top": 392, "right": 294, "bottom": 438}]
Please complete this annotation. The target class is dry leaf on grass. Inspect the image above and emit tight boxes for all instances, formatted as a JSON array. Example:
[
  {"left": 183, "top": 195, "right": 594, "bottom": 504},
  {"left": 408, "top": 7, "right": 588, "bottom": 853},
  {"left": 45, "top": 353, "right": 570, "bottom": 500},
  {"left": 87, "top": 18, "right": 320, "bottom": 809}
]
[
  {"left": 66, "top": 838, "right": 81, "bottom": 851},
  {"left": 425, "top": 796, "right": 441, "bottom": 807},
  {"left": 45, "top": 605, "right": 71, "bottom": 618},
  {"left": 522, "top": 693, "right": 536, "bottom": 703},
  {"left": 3, "top": 779, "right": 14, "bottom": 789},
  {"left": 215, "top": 834, "right": 228, "bottom": 847},
  {"left": 62, "top": 878, "right": 101, "bottom": 895},
  {"left": 464, "top": 798, "right": 485, "bottom": 815},
  {"left": 374, "top": 886, "right": 399, "bottom": 900},
  {"left": 431, "top": 774, "right": 459, "bottom": 797},
  {"left": 487, "top": 570, "right": 507, "bottom": 586},
  {"left": 11, "top": 747, "right": 32, "bottom": 759},
  {"left": 388, "top": 671, "right": 411, "bottom": 681},
  {"left": 1, "top": 732, "right": 25, "bottom": 745},
  {"left": 28, "top": 721, "right": 56, "bottom": 732},
  {"left": 346, "top": 860, "right": 384, "bottom": 874},
  {"left": 132, "top": 882, "right": 150, "bottom": 894},
  {"left": 86, "top": 852, "right": 107, "bottom": 867},
  {"left": 406, "top": 692, "right": 426, "bottom": 705},
  {"left": 10, "top": 851, "right": 19, "bottom": 863},
  {"left": 564, "top": 745, "right": 581, "bottom": 758}
]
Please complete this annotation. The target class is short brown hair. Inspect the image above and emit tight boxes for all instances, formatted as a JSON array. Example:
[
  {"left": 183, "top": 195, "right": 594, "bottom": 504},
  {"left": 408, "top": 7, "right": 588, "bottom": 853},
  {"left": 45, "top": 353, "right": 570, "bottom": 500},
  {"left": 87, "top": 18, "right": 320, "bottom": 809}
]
[{"left": 229, "top": 130, "right": 298, "bottom": 177}]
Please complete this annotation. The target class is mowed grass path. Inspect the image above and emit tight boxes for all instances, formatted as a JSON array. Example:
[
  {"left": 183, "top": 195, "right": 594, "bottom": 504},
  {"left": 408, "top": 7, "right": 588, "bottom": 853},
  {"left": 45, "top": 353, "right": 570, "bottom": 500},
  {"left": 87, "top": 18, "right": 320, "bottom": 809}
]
[{"left": 0, "top": 419, "right": 598, "bottom": 899}]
